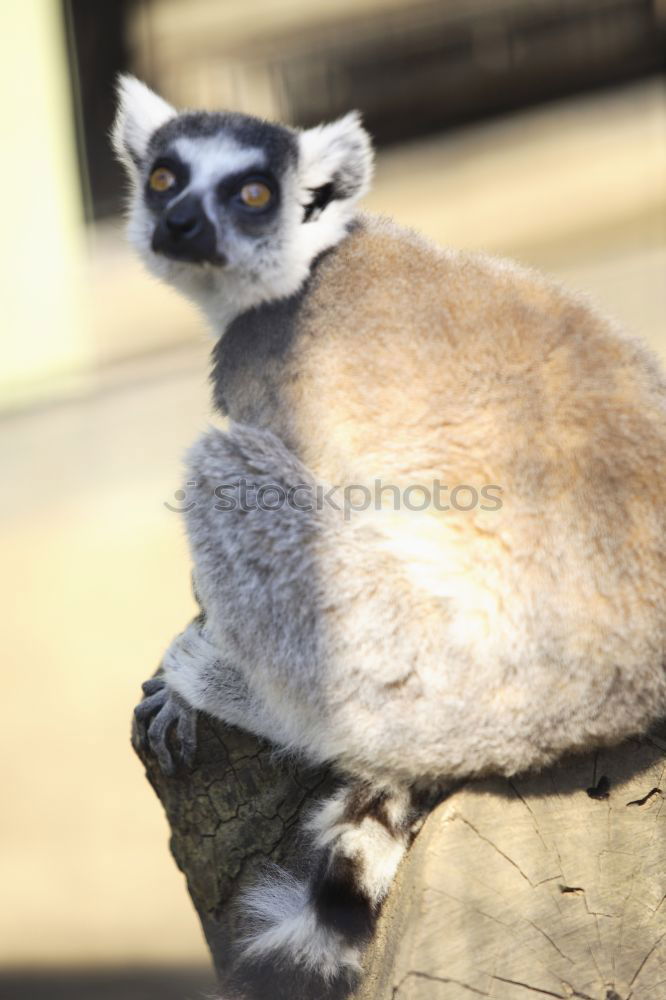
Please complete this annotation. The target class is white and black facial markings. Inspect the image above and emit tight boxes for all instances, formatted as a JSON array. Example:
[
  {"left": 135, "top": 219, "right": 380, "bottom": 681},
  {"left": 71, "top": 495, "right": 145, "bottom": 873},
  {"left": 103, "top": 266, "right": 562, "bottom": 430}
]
[
  {"left": 113, "top": 76, "right": 374, "bottom": 330},
  {"left": 143, "top": 112, "right": 299, "bottom": 268}
]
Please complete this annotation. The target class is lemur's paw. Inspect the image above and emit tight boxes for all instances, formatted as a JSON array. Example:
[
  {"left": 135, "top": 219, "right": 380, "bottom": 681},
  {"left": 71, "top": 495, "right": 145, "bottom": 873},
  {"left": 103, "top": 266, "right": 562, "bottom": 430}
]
[{"left": 133, "top": 676, "right": 197, "bottom": 775}]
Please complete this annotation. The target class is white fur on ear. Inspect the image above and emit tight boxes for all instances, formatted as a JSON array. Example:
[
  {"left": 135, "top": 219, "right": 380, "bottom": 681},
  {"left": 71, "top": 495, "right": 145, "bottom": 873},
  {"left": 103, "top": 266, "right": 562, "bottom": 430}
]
[
  {"left": 112, "top": 75, "right": 177, "bottom": 175},
  {"left": 298, "top": 111, "right": 374, "bottom": 206}
]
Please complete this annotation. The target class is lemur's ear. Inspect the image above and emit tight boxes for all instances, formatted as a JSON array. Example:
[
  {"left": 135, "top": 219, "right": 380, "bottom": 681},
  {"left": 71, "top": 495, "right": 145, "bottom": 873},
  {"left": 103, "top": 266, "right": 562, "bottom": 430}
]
[
  {"left": 298, "top": 112, "right": 374, "bottom": 221},
  {"left": 112, "top": 75, "right": 176, "bottom": 176}
]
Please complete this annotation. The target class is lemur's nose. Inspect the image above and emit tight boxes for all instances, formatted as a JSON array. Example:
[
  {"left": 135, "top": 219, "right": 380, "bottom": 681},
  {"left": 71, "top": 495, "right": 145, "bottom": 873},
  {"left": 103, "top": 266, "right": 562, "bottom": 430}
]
[
  {"left": 166, "top": 201, "right": 201, "bottom": 239},
  {"left": 152, "top": 194, "right": 223, "bottom": 265}
]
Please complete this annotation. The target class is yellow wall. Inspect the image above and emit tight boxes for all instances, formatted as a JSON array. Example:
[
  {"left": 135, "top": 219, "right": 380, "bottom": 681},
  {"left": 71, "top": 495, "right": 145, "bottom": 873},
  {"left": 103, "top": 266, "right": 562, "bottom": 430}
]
[{"left": 0, "top": 0, "right": 89, "bottom": 409}]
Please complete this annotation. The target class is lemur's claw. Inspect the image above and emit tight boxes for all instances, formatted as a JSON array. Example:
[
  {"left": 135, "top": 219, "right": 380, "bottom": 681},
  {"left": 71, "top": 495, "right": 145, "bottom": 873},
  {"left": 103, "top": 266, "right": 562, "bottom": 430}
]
[
  {"left": 133, "top": 676, "right": 197, "bottom": 774},
  {"left": 141, "top": 677, "right": 165, "bottom": 697}
]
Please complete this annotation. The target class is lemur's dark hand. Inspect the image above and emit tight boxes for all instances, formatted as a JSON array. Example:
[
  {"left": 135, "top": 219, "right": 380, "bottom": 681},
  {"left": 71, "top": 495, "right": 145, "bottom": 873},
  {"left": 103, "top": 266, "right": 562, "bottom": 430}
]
[{"left": 133, "top": 675, "right": 197, "bottom": 775}]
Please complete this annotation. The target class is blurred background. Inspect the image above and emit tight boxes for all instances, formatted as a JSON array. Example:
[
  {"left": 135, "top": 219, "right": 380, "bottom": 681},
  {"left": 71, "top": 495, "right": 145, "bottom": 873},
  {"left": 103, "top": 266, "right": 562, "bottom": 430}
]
[{"left": 1, "top": 1, "right": 664, "bottom": 997}]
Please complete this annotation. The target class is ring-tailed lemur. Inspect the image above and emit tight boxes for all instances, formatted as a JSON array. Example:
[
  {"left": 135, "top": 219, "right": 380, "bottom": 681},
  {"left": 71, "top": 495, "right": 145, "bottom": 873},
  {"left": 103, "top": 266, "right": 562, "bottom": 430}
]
[{"left": 115, "top": 76, "right": 666, "bottom": 993}]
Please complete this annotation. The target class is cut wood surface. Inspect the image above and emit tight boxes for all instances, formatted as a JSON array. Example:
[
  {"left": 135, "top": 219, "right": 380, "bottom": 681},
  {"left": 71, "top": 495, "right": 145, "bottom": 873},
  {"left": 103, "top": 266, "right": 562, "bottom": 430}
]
[{"left": 133, "top": 713, "right": 666, "bottom": 1000}]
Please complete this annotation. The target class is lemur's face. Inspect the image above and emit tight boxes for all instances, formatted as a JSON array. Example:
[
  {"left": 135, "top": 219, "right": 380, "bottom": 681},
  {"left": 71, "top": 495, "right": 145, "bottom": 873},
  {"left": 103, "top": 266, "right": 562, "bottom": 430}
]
[
  {"left": 141, "top": 112, "right": 298, "bottom": 270},
  {"left": 113, "top": 78, "right": 374, "bottom": 325}
]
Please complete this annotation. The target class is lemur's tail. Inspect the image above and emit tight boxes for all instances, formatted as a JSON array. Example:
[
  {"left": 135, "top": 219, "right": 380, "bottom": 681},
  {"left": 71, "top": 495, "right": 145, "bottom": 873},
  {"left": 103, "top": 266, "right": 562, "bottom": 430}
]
[{"left": 240, "top": 782, "right": 423, "bottom": 982}]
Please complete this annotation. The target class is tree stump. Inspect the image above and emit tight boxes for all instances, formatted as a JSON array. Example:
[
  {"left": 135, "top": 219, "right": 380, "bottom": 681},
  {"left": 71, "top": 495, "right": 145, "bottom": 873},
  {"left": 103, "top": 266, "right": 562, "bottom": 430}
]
[{"left": 133, "top": 710, "right": 666, "bottom": 1000}]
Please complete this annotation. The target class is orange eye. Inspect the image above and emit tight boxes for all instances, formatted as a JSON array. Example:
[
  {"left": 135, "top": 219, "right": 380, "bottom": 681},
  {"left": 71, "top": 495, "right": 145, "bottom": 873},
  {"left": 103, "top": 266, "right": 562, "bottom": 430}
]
[
  {"left": 149, "top": 167, "right": 176, "bottom": 193},
  {"left": 239, "top": 182, "right": 272, "bottom": 209}
]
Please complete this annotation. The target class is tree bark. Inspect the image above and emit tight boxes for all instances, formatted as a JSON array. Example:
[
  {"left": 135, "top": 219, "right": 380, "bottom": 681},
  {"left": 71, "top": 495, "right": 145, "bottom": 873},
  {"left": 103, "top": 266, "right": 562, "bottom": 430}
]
[{"left": 133, "top": 710, "right": 666, "bottom": 1000}]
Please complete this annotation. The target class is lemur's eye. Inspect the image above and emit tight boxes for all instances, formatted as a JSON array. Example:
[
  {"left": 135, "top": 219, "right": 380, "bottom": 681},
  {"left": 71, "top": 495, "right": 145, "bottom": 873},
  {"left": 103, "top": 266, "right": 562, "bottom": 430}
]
[
  {"left": 239, "top": 182, "right": 272, "bottom": 209},
  {"left": 149, "top": 167, "right": 176, "bottom": 193}
]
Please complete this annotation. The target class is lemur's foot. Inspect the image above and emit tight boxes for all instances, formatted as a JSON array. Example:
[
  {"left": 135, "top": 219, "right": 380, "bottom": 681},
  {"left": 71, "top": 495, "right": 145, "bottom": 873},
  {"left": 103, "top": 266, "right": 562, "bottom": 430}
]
[{"left": 133, "top": 676, "right": 197, "bottom": 775}]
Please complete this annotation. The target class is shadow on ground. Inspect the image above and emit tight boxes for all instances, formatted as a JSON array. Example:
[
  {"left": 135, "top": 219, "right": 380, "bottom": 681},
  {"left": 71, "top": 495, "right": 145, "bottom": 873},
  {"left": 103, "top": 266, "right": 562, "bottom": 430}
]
[{"left": 0, "top": 967, "right": 216, "bottom": 1000}]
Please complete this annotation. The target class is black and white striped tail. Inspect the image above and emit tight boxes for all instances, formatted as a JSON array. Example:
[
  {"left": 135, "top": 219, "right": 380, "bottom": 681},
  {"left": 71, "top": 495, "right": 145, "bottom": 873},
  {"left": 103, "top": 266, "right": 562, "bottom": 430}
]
[{"left": 240, "top": 782, "right": 424, "bottom": 982}]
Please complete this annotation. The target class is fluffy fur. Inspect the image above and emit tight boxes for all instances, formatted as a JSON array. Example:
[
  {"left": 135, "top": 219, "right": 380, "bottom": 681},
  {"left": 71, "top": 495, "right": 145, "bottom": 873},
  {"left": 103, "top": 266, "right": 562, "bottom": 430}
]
[{"left": 119, "top": 79, "right": 666, "bottom": 996}]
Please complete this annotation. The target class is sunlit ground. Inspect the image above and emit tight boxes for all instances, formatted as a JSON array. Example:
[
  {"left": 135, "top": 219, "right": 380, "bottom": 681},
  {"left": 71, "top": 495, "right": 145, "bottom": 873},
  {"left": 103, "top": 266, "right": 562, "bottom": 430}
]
[{"left": 1, "top": 79, "right": 664, "bottom": 972}]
